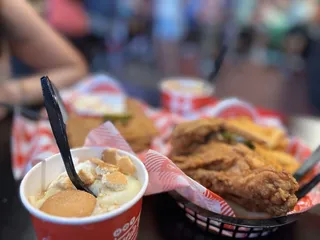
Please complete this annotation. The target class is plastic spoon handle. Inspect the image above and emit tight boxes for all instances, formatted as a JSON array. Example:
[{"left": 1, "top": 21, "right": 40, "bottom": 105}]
[
  {"left": 41, "top": 76, "right": 95, "bottom": 197},
  {"left": 296, "top": 173, "right": 320, "bottom": 199},
  {"left": 294, "top": 145, "right": 320, "bottom": 182}
]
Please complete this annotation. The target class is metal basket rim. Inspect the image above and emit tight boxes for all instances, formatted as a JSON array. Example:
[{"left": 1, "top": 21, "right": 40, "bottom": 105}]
[{"left": 169, "top": 190, "right": 302, "bottom": 228}]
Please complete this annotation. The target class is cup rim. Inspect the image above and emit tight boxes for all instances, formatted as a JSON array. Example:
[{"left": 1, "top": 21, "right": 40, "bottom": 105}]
[
  {"left": 19, "top": 147, "right": 149, "bottom": 225},
  {"left": 159, "top": 77, "right": 215, "bottom": 97}
]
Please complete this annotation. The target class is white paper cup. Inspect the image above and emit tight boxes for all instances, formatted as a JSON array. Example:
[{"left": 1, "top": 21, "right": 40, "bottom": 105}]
[
  {"left": 20, "top": 147, "right": 148, "bottom": 240},
  {"left": 160, "top": 77, "right": 216, "bottom": 115}
]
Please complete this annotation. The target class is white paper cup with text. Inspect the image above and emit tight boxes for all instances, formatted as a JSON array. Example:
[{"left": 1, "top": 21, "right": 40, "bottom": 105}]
[
  {"left": 20, "top": 147, "right": 148, "bottom": 240},
  {"left": 160, "top": 77, "right": 216, "bottom": 115}
]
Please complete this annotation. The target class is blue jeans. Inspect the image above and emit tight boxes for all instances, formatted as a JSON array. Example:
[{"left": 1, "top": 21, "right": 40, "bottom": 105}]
[{"left": 10, "top": 56, "right": 34, "bottom": 78}]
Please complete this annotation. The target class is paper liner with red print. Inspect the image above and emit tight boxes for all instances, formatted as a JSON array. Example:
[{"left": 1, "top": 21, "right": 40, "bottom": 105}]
[
  {"left": 82, "top": 121, "right": 235, "bottom": 216},
  {"left": 11, "top": 74, "right": 320, "bottom": 217},
  {"left": 14, "top": 115, "right": 320, "bottom": 217},
  {"left": 185, "top": 98, "right": 258, "bottom": 121},
  {"left": 84, "top": 122, "right": 134, "bottom": 154},
  {"left": 11, "top": 74, "right": 283, "bottom": 179},
  {"left": 82, "top": 122, "right": 319, "bottom": 217},
  {"left": 142, "top": 148, "right": 318, "bottom": 216},
  {"left": 12, "top": 116, "right": 59, "bottom": 179}
]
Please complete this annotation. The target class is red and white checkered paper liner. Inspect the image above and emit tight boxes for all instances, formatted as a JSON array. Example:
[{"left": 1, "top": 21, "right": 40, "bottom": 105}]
[
  {"left": 12, "top": 74, "right": 320, "bottom": 217},
  {"left": 83, "top": 121, "right": 235, "bottom": 216}
]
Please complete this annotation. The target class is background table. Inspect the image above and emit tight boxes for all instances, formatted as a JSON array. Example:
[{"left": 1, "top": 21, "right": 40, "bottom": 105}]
[{"left": 0, "top": 115, "right": 319, "bottom": 240}]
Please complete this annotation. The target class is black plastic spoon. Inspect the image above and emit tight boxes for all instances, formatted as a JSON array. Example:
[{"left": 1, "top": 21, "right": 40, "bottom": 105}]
[
  {"left": 293, "top": 145, "right": 320, "bottom": 199},
  {"left": 40, "top": 76, "right": 96, "bottom": 197},
  {"left": 296, "top": 173, "right": 320, "bottom": 199},
  {"left": 294, "top": 145, "right": 320, "bottom": 182}
]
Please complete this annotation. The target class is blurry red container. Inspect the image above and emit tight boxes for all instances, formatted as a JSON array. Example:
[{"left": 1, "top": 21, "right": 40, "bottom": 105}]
[
  {"left": 160, "top": 77, "right": 216, "bottom": 115},
  {"left": 20, "top": 147, "right": 148, "bottom": 240}
]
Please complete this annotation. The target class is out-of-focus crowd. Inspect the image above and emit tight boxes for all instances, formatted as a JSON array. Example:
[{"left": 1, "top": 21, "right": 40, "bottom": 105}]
[
  {"left": 1, "top": 0, "right": 319, "bottom": 120},
  {"left": 25, "top": 0, "right": 320, "bottom": 76}
]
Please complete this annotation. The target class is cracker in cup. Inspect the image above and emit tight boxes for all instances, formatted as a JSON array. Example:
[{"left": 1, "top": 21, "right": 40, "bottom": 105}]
[
  {"left": 40, "top": 190, "right": 96, "bottom": 217},
  {"left": 29, "top": 148, "right": 142, "bottom": 217}
]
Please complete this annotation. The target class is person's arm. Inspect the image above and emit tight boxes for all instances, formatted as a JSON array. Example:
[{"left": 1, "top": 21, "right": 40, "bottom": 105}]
[{"left": 1, "top": 0, "right": 88, "bottom": 105}]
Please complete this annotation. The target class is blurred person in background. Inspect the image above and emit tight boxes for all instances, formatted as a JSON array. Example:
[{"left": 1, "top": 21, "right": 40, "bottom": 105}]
[
  {"left": 153, "top": 0, "right": 227, "bottom": 76},
  {"left": 47, "top": 0, "right": 149, "bottom": 72},
  {"left": 0, "top": 0, "right": 88, "bottom": 119},
  {"left": 46, "top": 0, "right": 115, "bottom": 67},
  {"left": 47, "top": 0, "right": 228, "bottom": 77},
  {"left": 47, "top": 0, "right": 194, "bottom": 75},
  {"left": 251, "top": 0, "right": 316, "bottom": 68}
]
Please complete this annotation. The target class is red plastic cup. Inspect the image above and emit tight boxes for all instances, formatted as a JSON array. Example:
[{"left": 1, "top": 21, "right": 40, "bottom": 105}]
[
  {"left": 20, "top": 147, "right": 149, "bottom": 240},
  {"left": 160, "top": 77, "right": 216, "bottom": 115}
]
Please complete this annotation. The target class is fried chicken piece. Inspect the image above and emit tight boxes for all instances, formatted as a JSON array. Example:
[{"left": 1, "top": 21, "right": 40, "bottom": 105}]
[
  {"left": 172, "top": 142, "right": 237, "bottom": 171},
  {"left": 171, "top": 142, "right": 264, "bottom": 172},
  {"left": 170, "top": 118, "right": 298, "bottom": 172},
  {"left": 170, "top": 118, "right": 224, "bottom": 156},
  {"left": 254, "top": 144, "right": 300, "bottom": 173},
  {"left": 171, "top": 139, "right": 299, "bottom": 216},
  {"left": 67, "top": 114, "right": 102, "bottom": 147},
  {"left": 114, "top": 99, "right": 158, "bottom": 152},
  {"left": 67, "top": 98, "right": 158, "bottom": 152},
  {"left": 224, "top": 117, "right": 288, "bottom": 150},
  {"left": 188, "top": 167, "right": 298, "bottom": 216}
]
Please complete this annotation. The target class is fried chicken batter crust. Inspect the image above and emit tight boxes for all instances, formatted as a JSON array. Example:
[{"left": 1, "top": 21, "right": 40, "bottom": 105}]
[
  {"left": 67, "top": 98, "right": 158, "bottom": 152},
  {"left": 170, "top": 118, "right": 299, "bottom": 216},
  {"left": 170, "top": 117, "right": 300, "bottom": 173},
  {"left": 174, "top": 142, "right": 298, "bottom": 216},
  {"left": 170, "top": 118, "right": 224, "bottom": 156}
]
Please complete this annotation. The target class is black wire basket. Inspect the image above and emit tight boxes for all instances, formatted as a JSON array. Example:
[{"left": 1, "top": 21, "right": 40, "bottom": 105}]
[{"left": 169, "top": 190, "right": 302, "bottom": 239}]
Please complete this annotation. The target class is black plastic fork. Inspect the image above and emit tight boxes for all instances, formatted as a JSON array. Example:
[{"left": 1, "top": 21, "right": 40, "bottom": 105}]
[
  {"left": 293, "top": 145, "right": 320, "bottom": 199},
  {"left": 296, "top": 173, "right": 320, "bottom": 199},
  {"left": 40, "top": 76, "right": 96, "bottom": 197}
]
